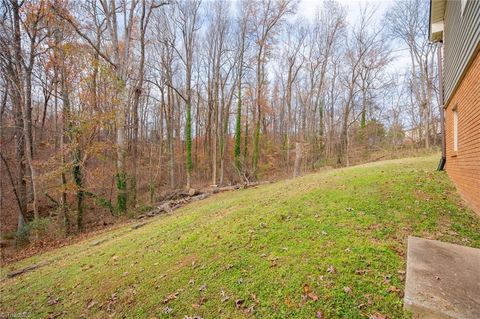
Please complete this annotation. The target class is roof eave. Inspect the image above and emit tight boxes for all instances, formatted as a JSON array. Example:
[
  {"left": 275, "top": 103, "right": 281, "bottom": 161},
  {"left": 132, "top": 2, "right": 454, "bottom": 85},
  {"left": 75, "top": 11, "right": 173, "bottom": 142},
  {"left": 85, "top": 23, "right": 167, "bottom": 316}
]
[{"left": 429, "top": 0, "right": 446, "bottom": 42}]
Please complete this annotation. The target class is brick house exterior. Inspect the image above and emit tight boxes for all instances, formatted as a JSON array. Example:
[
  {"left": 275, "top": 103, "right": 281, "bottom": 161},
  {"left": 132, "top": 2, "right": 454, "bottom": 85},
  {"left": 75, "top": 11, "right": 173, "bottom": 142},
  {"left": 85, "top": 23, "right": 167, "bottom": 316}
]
[{"left": 430, "top": 0, "right": 480, "bottom": 214}]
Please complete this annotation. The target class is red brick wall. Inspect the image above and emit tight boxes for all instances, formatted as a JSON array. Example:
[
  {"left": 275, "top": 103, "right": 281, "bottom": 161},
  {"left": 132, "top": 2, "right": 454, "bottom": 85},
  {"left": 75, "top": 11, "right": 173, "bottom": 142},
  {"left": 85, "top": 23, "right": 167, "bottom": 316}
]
[{"left": 445, "top": 49, "right": 480, "bottom": 215}]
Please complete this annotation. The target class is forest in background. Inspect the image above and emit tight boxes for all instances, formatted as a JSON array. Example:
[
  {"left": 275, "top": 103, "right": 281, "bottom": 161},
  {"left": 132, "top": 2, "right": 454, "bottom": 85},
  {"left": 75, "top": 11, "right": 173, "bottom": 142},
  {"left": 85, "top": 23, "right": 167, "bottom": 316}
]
[{"left": 0, "top": 0, "right": 440, "bottom": 256}]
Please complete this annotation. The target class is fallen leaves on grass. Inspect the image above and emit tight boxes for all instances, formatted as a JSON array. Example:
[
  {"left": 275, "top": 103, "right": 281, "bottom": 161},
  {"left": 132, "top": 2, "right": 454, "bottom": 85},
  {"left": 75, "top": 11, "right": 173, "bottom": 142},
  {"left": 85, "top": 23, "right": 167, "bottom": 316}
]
[
  {"left": 303, "top": 284, "right": 312, "bottom": 294},
  {"left": 303, "top": 284, "right": 319, "bottom": 301},
  {"left": 327, "top": 265, "right": 336, "bottom": 274},
  {"left": 324, "top": 281, "right": 334, "bottom": 289},
  {"left": 47, "top": 296, "right": 60, "bottom": 306},
  {"left": 391, "top": 246, "right": 405, "bottom": 257},
  {"left": 86, "top": 299, "right": 97, "bottom": 310},
  {"left": 343, "top": 286, "right": 352, "bottom": 294},
  {"left": 383, "top": 274, "right": 391, "bottom": 284},
  {"left": 235, "top": 299, "right": 245, "bottom": 309},
  {"left": 163, "top": 291, "right": 179, "bottom": 304},
  {"left": 284, "top": 297, "right": 294, "bottom": 307},
  {"left": 363, "top": 294, "right": 373, "bottom": 306},
  {"left": 388, "top": 285, "right": 400, "bottom": 293},
  {"left": 316, "top": 310, "right": 324, "bottom": 319},
  {"left": 104, "top": 293, "right": 118, "bottom": 312},
  {"left": 251, "top": 293, "right": 260, "bottom": 305},
  {"left": 220, "top": 290, "right": 230, "bottom": 303},
  {"left": 307, "top": 292, "right": 319, "bottom": 301},
  {"left": 198, "top": 296, "right": 207, "bottom": 305},
  {"left": 123, "top": 286, "right": 137, "bottom": 304},
  {"left": 81, "top": 264, "right": 94, "bottom": 271}
]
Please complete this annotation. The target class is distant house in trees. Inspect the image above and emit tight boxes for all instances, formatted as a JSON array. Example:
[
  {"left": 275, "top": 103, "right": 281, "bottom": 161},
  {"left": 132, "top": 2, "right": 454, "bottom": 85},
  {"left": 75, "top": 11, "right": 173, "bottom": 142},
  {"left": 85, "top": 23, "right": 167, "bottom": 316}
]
[{"left": 429, "top": 0, "right": 480, "bottom": 214}]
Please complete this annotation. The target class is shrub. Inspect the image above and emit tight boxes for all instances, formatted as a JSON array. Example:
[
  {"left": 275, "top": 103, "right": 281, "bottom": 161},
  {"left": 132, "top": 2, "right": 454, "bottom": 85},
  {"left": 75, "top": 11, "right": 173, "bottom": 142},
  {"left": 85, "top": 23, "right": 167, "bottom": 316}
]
[
  {"left": 15, "top": 225, "right": 30, "bottom": 246},
  {"left": 28, "top": 217, "right": 58, "bottom": 241}
]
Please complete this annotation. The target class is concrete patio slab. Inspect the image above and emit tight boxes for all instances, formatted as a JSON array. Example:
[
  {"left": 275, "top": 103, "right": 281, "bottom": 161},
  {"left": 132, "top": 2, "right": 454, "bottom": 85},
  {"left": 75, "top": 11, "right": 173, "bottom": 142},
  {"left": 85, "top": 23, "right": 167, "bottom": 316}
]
[{"left": 404, "top": 236, "right": 480, "bottom": 319}]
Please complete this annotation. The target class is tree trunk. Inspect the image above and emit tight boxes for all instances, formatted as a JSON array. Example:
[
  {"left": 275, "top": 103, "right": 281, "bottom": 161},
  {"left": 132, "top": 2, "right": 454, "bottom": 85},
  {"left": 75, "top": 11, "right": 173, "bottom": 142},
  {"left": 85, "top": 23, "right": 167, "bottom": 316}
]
[
  {"left": 115, "top": 81, "right": 128, "bottom": 213},
  {"left": 73, "top": 148, "right": 84, "bottom": 231},
  {"left": 11, "top": 0, "right": 27, "bottom": 237},
  {"left": 234, "top": 85, "right": 242, "bottom": 173},
  {"left": 252, "top": 48, "right": 264, "bottom": 180},
  {"left": 23, "top": 73, "right": 39, "bottom": 221},
  {"left": 293, "top": 142, "right": 302, "bottom": 177}
]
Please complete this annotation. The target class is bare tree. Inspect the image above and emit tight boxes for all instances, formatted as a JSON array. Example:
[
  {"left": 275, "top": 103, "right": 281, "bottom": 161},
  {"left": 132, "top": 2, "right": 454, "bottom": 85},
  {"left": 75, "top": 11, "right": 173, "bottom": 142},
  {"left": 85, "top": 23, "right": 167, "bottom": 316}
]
[
  {"left": 249, "top": 0, "right": 296, "bottom": 179},
  {"left": 386, "top": 0, "right": 438, "bottom": 148},
  {"left": 174, "top": 0, "right": 201, "bottom": 190}
]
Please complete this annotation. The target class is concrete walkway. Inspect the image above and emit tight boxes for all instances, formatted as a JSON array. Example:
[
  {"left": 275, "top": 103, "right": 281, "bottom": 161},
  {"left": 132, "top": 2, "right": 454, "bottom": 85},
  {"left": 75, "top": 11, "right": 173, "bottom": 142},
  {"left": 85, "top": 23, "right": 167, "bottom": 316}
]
[{"left": 404, "top": 236, "right": 480, "bottom": 319}]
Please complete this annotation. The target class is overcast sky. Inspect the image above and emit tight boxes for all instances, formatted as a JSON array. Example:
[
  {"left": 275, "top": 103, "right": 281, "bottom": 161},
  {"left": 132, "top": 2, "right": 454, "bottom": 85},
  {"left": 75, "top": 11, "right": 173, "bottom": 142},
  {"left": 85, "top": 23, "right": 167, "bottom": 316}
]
[{"left": 298, "top": 0, "right": 397, "bottom": 22}]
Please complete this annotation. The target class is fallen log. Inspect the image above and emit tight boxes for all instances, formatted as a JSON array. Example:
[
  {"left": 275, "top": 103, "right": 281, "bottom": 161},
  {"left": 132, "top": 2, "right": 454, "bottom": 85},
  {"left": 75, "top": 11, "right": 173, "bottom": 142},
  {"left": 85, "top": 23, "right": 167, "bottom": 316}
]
[
  {"left": 7, "top": 261, "right": 49, "bottom": 278},
  {"left": 156, "top": 189, "right": 202, "bottom": 202},
  {"left": 131, "top": 221, "right": 149, "bottom": 230},
  {"left": 138, "top": 181, "right": 270, "bottom": 220},
  {"left": 4, "top": 181, "right": 271, "bottom": 279}
]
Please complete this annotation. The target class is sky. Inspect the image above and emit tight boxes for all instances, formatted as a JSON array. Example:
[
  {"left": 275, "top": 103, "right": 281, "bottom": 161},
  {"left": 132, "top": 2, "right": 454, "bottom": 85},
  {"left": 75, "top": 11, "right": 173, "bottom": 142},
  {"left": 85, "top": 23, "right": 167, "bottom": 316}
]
[{"left": 298, "top": 0, "right": 396, "bottom": 23}]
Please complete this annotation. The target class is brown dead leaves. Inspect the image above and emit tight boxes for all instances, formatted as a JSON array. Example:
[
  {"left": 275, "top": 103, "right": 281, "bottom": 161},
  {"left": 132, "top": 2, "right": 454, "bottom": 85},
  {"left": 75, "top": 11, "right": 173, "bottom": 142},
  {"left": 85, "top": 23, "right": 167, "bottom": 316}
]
[
  {"left": 86, "top": 299, "right": 97, "bottom": 310},
  {"left": 343, "top": 286, "right": 352, "bottom": 294},
  {"left": 163, "top": 291, "right": 179, "bottom": 304},
  {"left": 47, "top": 296, "right": 60, "bottom": 306},
  {"left": 191, "top": 295, "right": 207, "bottom": 309},
  {"left": 220, "top": 290, "right": 230, "bottom": 303},
  {"left": 232, "top": 293, "right": 259, "bottom": 315},
  {"left": 326, "top": 265, "right": 336, "bottom": 274},
  {"left": 303, "top": 284, "right": 319, "bottom": 301},
  {"left": 235, "top": 299, "right": 245, "bottom": 308},
  {"left": 105, "top": 292, "right": 118, "bottom": 312}
]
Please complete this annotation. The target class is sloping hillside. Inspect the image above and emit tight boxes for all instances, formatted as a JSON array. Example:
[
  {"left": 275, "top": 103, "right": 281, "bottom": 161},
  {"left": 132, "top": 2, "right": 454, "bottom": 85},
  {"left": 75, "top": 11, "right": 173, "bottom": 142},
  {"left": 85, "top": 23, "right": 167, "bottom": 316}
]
[{"left": 1, "top": 155, "right": 479, "bottom": 319}]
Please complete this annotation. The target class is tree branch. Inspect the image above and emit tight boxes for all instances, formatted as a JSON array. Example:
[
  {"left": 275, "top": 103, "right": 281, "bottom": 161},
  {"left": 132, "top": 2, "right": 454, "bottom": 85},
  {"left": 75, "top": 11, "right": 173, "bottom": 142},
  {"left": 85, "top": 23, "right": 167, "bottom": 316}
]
[{"left": 52, "top": 4, "right": 116, "bottom": 68}]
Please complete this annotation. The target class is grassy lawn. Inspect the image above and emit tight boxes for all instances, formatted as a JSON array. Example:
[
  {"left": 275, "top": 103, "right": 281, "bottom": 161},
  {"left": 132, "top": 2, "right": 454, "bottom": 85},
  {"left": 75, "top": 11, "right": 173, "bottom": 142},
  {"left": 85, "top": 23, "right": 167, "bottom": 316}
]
[{"left": 1, "top": 155, "right": 479, "bottom": 319}]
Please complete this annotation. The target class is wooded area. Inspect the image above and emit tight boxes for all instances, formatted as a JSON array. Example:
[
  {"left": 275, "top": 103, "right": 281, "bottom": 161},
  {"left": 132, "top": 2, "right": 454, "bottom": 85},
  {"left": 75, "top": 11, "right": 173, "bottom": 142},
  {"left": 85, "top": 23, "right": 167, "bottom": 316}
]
[{"left": 0, "top": 0, "right": 440, "bottom": 254}]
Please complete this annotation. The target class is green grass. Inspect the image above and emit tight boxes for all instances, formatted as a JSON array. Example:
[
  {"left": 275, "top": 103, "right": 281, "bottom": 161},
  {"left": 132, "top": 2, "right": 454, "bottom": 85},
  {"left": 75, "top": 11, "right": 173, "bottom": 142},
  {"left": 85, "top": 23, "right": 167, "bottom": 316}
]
[{"left": 1, "top": 155, "right": 479, "bottom": 318}]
